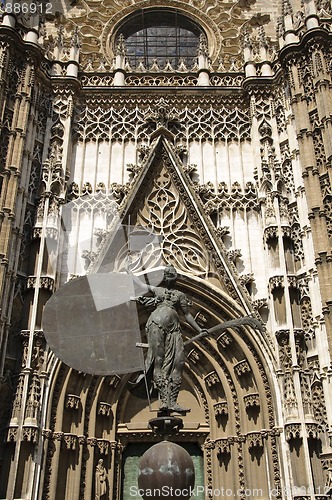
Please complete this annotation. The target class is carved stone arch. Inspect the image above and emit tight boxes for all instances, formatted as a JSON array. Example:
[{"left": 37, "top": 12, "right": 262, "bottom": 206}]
[
  {"left": 41, "top": 269, "right": 282, "bottom": 498},
  {"left": 276, "top": 177, "right": 288, "bottom": 197},
  {"left": 259, "top": 179, "right": 273, "bottom": 196},
  {"left": 100, "top": 272, "right": 280, "bottom": 496}
]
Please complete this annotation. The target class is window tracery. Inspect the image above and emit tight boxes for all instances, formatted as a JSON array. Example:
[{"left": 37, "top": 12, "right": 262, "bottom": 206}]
[{"left": 116, "top": 10, "right": 202, "bottom": 71}]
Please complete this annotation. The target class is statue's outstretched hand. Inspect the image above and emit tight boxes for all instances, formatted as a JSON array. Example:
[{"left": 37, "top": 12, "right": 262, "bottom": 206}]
[{"left": 199, "top": 328, "right": 209, "bottom": 337}]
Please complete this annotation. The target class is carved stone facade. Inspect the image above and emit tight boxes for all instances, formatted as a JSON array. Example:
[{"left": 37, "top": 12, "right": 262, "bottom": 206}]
[{"left": 0, "top": 0, "right": 331, "bottom": 499}]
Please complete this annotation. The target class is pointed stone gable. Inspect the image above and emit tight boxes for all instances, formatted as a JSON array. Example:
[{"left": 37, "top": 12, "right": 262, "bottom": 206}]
[{"left": 92, "top": 134, "right": 253, "bottom": 312}]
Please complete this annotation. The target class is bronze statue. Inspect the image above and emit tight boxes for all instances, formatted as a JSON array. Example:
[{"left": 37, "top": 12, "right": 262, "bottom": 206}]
[{"left": 131, "top": 265, "right": 207, "bottom": 412}]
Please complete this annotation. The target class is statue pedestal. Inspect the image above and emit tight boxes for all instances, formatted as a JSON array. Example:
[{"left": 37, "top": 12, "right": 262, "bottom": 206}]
[
  {"left": 139, "top": 412, "right": 195, "bottom": 499},
  {"left": 149, "top": 415, "right": 183, "bottom": 437}
]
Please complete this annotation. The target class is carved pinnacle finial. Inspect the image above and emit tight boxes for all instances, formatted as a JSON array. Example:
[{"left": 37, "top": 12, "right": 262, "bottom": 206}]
[
  {"left": 282, "top": 0, "right": 293, "bottom": 16},
  {"left": 56, "top": 25, "right": 64, "bottom": 47},
  {"left": 197, "top": 33, "right": 208, "bottom": 57},
  {"left": 301, "top": 0, "right": 319, "bottom": 27},
  {"left": 276, "top": 16, "right": 285, "bottom": 38},
  {"left": 115, "top": 34, "right": 127, "bottom": 57},
  {"left": 71, "top": 26, "right": 80, "bottom": 48},
  {"left": 242, "top": 26, "right": 252, "bottom": 49},
  {"left": 258, "top": 26, "right": 268, "bottom": 47}
]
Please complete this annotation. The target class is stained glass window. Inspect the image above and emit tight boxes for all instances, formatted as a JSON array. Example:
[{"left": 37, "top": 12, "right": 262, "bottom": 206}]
[{"left": 118, "top": 10, "right": 202, "bottom": 70}]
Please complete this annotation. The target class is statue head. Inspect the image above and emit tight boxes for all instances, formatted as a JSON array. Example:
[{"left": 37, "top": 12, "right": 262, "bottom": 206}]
[{"left": 163, "top": 265, "right": 178, "bottom": 284}]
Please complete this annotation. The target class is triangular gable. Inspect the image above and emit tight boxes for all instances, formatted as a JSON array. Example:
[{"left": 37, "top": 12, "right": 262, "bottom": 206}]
[{"left": 91, "top": 134, "right": 252, "bottom": 312}]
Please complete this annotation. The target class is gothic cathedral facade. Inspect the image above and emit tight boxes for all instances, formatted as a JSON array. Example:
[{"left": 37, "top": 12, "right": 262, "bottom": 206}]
[{"left": 0, "top": 0, "right": 331, "bottom": 498}]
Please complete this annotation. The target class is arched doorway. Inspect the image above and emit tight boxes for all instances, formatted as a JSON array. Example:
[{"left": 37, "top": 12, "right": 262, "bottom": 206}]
[{"left": 41, "top": 275, "right": 283, "bottom": 500}]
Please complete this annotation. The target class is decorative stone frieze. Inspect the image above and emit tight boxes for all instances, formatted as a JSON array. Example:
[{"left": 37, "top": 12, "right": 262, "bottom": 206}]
[
  {"left": 53, "top": 432, "right": 64, "bottom": 442},
  {"left": 78, "top": 435, "right": 86, "bottom": 446},
  {"left": 306, "top": 423, "right": 320, "bottom": 440},
  {"left": 42, "top": 429, "right": 53, "bottom": 440},
  {"left": 87, "top": 437, "right": 98, "bottom": 448},
  {"left": 252, "top": 298, "right": 268, "bottom": 311},
  {"left": 7, "top": 427, "right": 18, "bottom": 442},
  {"left": 281, "top": 226, "right": 292, "bottom": 238},
  {"left": 182, "top": 164, "right": 197, "bottom": 180},
  {"left": 264, "top": 226, "right": 278, "bottom": 241},
  {"left": 275, "top": 329, "right": 290, "bottom": 345},
  {"left": 216, "top": 438, "right": 234, "bottom": 455},
  {"left": 216, "top": 226, "right": 230, "bottom": 238},
  {"left": 239, "top": 273, "right": 255, "bottom": 286},
  {"left": 297, "top": 275, "right": 310, "bottom": 300},
  {"left": 27, "top": 276, "right": 55, "bottom": 291},
  {"left": 287, "top": 275, "right": 297, "bottom": 288},
  {"left": 227, "top": 249, "right": 242, "bottom": 262},
  {"left": 97, "top": 439, "right": 110, "bottom": 455},
  {"left": 127, "top": 164, "right": 143, "bottom": 180},
  {"left": 81, "top": 250, "right": 97, "bottom": 268}
]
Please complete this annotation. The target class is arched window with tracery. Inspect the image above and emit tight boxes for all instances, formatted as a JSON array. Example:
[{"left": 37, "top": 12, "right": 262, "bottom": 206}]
[{"left": 116, "top": 9, "right": 203, "bottom": 71}]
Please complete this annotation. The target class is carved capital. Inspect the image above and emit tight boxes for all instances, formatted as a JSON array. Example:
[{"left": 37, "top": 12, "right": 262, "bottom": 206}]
[
  {"left": 217, "top": 332, "right": 233, "bottom": 348},
  {"left": 285, "top": 423, "right": 302, "bottom": 441},
  {"left": 98, "top": 402, "right": 112, "bottom": 417},
  {"left": 22, "top": 426, "right": 38, "bottom": 443},
  {"left": 66, "top": 394, "right": 81, "bottom": 410},
  {"left": 244, "top": 393, "right": 260, "bottom": 409},
  {"left": 188, "top": 349, "right": 201, "bottom": 365},
  {"left": 63, "top": 433, "right": 77, "bottom": 450},
  {"left": 204, "top": 371, "right": 220, "bottom": 387},
  {"left": 234, "top": 360, "right": 251, "bottom": 376},
  {"left": 247, "top": 431, "right": 264, "bottom": 449},
  {"left": 97, "top": 439, "right": 110, "bottom": 455},
  {"left": 213, "top": 400, "right": 228, "bottom": 417}
]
